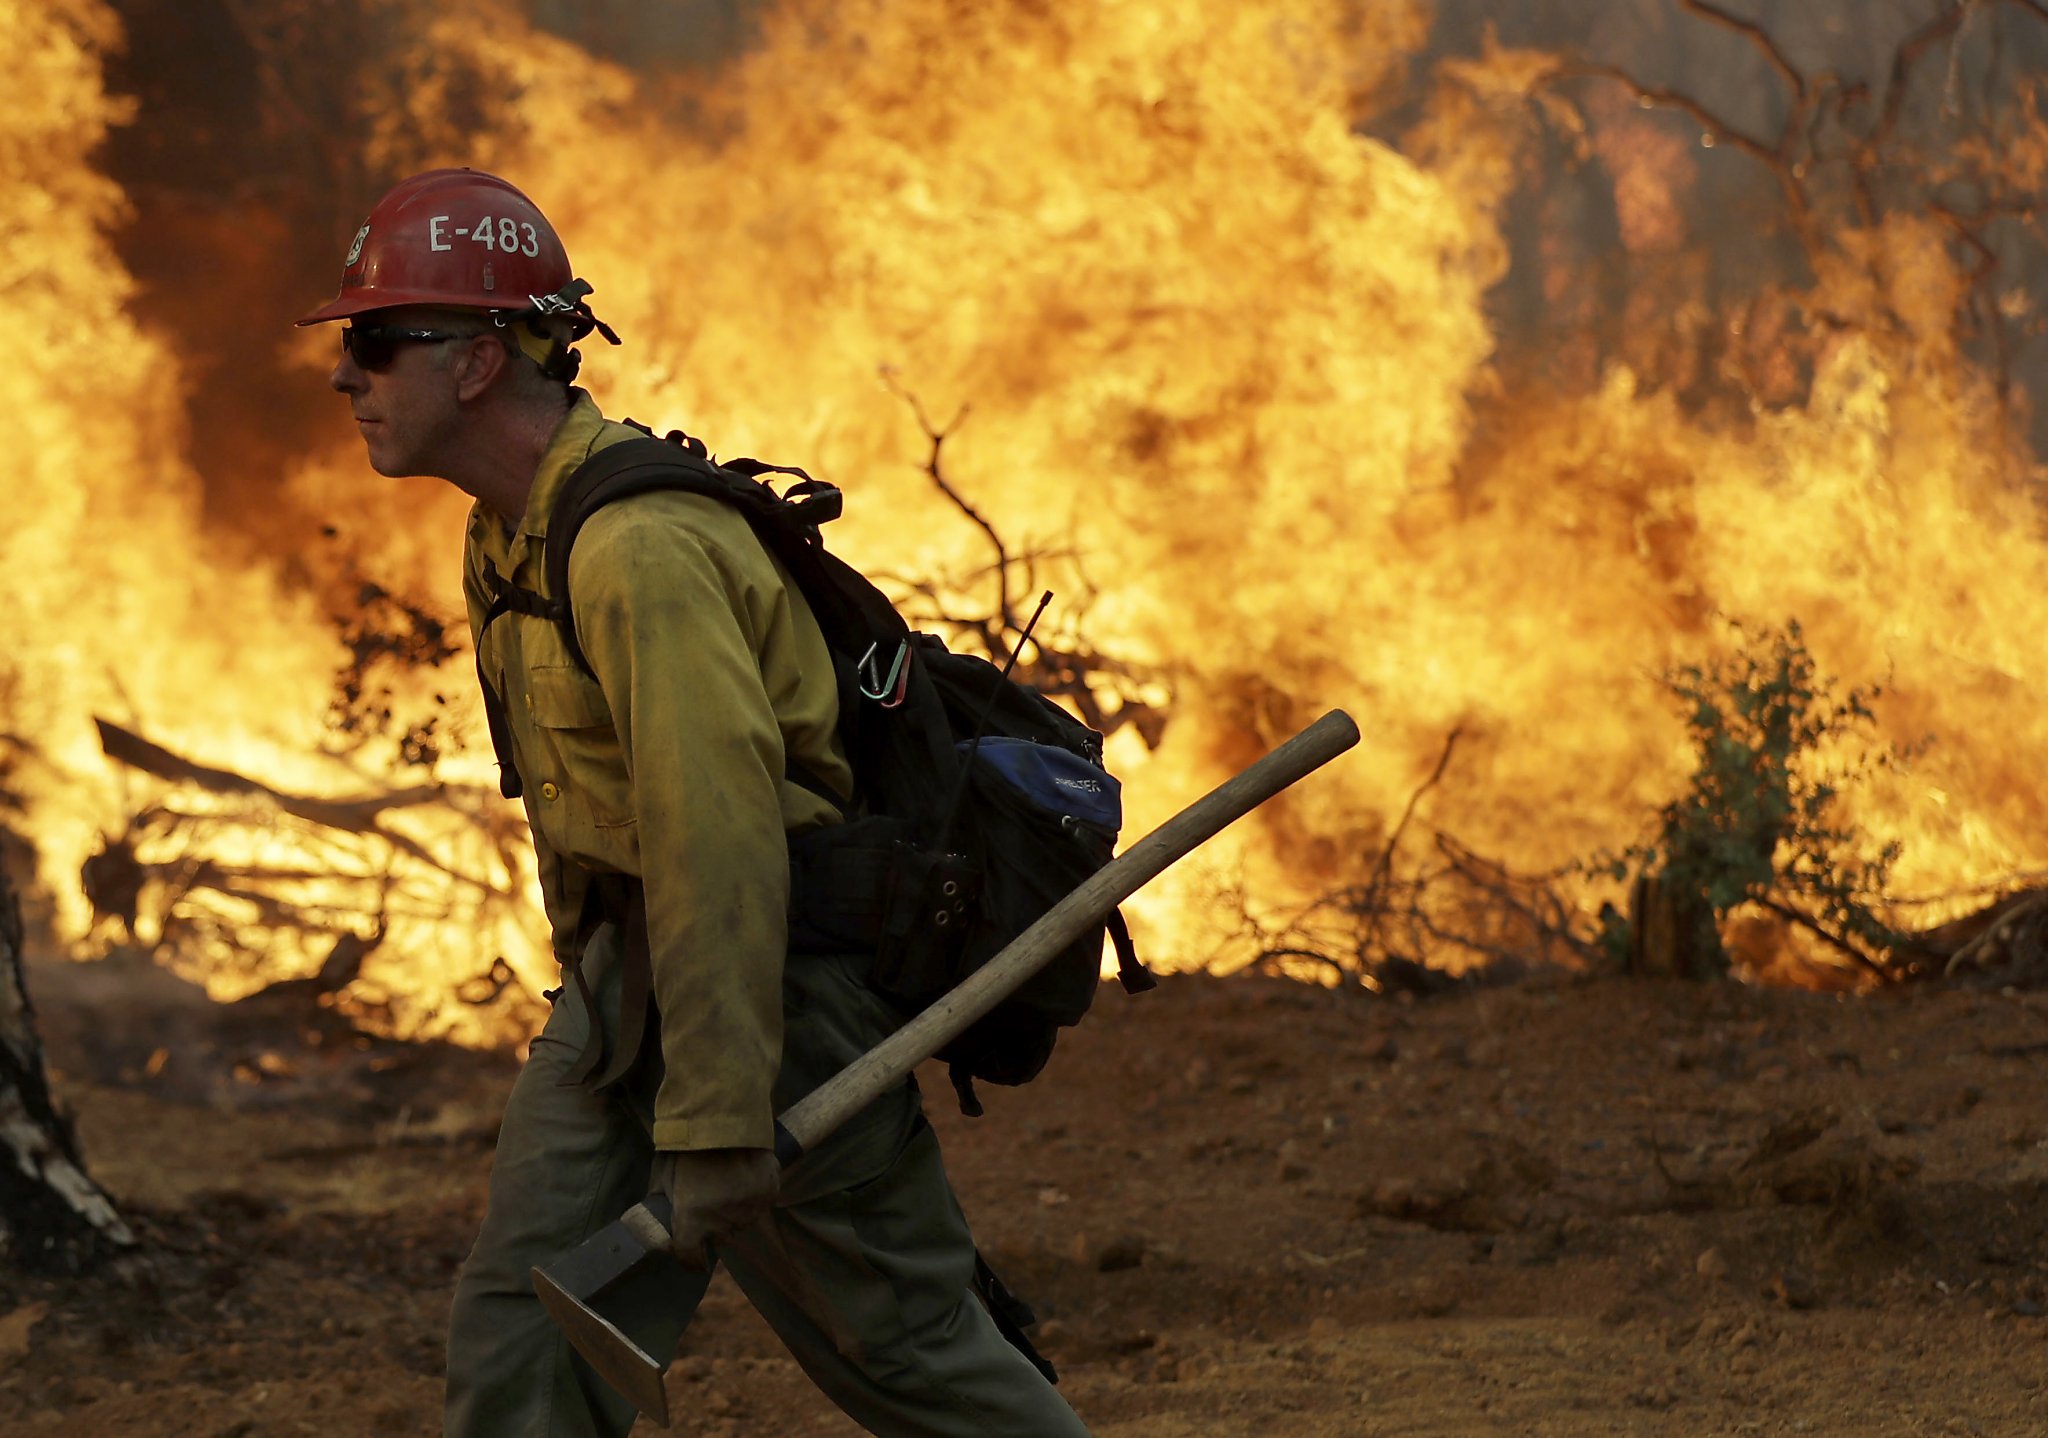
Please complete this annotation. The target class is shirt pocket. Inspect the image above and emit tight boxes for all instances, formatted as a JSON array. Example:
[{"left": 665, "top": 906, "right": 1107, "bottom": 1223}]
[
  {"left": 525, "top": 665, "right": 636, "bottom": 855},
  {"left": 528, "top": 663, "right": 612, "bottom": 728}
]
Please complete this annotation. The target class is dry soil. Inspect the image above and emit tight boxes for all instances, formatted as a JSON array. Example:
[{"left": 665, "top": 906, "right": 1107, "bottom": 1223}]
[{"left": 5, "top": 965, "right": 2048, "bottom": 1436}]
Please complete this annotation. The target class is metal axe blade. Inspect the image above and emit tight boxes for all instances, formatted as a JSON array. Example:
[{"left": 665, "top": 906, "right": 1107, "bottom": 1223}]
[
  {"left": 531, "top": 708, "right": 1362, "bottom": 1425},
  {"left": 530, "top": 1197, "right": 678, "bottom": 1428}
]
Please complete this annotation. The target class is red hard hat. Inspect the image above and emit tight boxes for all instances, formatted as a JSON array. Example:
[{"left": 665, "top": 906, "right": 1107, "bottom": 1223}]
[{"left": 298, "top": 168, "right": 609, "bottom": 341}]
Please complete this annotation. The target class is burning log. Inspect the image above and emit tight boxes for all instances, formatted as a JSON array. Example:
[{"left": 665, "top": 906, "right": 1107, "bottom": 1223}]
[
  {"left": 95, "top": 717, "right": 449, "bottom": 871},
  {"left": 80, "top": 713, "right": 541, "bottom": 1044},
  {"left": 1895, "top": 888, "right": 2048, "bottom": 983},
  {"left": 0, "top": 863, "right": 134, "bottom": 1274}
]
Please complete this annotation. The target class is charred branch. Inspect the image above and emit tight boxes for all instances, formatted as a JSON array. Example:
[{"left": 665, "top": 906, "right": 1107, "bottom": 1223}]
[
  {"left": 0, "top": 864, "right": 135, "bottom": 1274},
  {"left": 228, "top": 924, "right": 382, "bottom": 1012},
  {"left": 875, "top": 378, "right": 1174, "bottom": 748},
  {"left": 1554, "top": 61, "right": 1781, "bottom": 166},
  {"left": 1236, "top": 732, "right": 1595, "bottom": 990},
  {"left": 326, "top": 577, "right": 462, "bottom": 770},
  {"left": 1432, "top": 834, "right": 1599, "bottom": 971},
  {"left": 1363, "top": 730, "right": 1462, "bottom": 919},
  {"left": 1892, "top": 886, "right": 2048, "bottom": 982},
  {"left": 1927, "top": 195, "right": 2038, "bottom": 426},
  {"left": 1678, "top": 0, "right": 1804, "bottom": 106},
  {"left": 97, "top": 718, "right": 439, "bottom": 856},
  {"left": 1547, "top": 43, "right": 1819, "bottom": 257},
  {"left": 1877, "top": 2, "right": 1979, "bottom": 150},
  {"left": 94, "top": 717, "right": 514, "bottom": 893},
  {"left": 77, "top": 716, "right": 537, "bottom": 1038},
  {"left": 1539, "top": 0, "right": 2046, "bottom": 438},
  {"left": 878, "top": 371, "right": 1009, "bottom": 628},
  {"left": 1755, "top": 898, "right": 1896, "bottom": 981}
]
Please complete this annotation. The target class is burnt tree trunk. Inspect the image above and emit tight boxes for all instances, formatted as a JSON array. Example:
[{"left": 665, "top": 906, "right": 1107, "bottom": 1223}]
[
  {"left": 0, "top": 864, "right": 134, "bottom": 1273},
  {"left": 1627, "top": 872, "right": 1728, "bottom": 979}
]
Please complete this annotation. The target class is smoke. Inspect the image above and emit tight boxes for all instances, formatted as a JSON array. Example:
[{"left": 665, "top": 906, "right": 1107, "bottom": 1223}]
[{"left": 1403, "top": 0, "right": 2048, "bottom": 448}]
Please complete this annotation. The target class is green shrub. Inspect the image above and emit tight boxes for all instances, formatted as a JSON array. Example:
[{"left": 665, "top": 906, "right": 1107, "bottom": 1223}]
[{"left": 1596, "top": 621, "right": 1906, "bottom": 976}]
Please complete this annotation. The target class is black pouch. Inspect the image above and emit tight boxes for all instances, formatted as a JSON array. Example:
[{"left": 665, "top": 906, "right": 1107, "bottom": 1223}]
[
  {"left": 786, "top": 816, "right": 903, "bottom": 955},
  {"left": 867, "top": 844, "right": 979, "bottom": 1004}
]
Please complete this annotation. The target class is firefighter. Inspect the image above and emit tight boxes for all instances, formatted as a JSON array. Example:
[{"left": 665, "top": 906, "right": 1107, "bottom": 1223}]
[{"left": 301, "top": 168, "right": 1088, "bottom": 1438}]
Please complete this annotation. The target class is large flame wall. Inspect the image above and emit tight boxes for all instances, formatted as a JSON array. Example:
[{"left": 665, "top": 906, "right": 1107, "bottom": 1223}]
[
  {"left": 7, "top": 0, "right": 2047, "bottom": 1038},
  {"left": 6, "top": 0, "right": 335, "bottom": 919},
  {"left": 5, "top": 1, "right": 552, "bottom": 1035}
]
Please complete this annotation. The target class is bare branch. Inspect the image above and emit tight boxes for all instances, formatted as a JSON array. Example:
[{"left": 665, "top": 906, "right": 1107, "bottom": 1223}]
[
  {"left": 1755, "top": 898, "right": 1896, "bottom": 979},
  {"left": 96, "top": 719, "right": 440, "bottom": 830},
  {"left": 871, "top": 380, "right": 1173, "bottom": 746},
  {"left": 1554, "top": 61, "right": 1780, "bottom": 164},
  {"left": 1251, "top": 946, "right": 1351, "bottom": 980},
  {"left": 1680, "top": 0, "right": 1806, "bottom": 105},
  {"left": 93, "top": 717, "right": 490, "bottom": 884},
  {"left": 1435, "top": 833, "right": 1601, "bottom": 967},
  {"left": 879, "top": 370, "right": 1012, "bottom": 629},
  {"left": 1930, "top": 199, "right": 2002, "bottom": 280},
  {"left": 1355, "top": 729, "right": 1461, "bottom": 954},
  {"left": 1878, "top": 2, "right": 1974, "bottom": 150},
  {"left": 1546, "top": 57, "right": 1823, "bottom": 259},
  {"left": 1376, "top": 731, "right": 1462, "bottom": 885}
]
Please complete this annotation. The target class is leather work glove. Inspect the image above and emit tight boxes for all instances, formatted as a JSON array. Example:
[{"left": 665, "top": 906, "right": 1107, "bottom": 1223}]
[{"left": 652, "top": 1146, "right": 781, "bottom": 1269}]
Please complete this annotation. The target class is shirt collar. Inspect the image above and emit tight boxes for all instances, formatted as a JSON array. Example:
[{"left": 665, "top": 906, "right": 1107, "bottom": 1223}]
[{"left": 516, "top": 388, "right": 609, "bottom": 541}]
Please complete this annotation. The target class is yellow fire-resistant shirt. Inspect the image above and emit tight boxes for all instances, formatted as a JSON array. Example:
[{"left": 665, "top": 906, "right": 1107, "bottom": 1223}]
[{"left": 462, "top": 391, "right": 852, "bottom": 1152}]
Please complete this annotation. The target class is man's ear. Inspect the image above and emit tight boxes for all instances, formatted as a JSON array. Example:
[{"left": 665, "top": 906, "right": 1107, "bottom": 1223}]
[{"left": 452, "top": 333, "right": 512, "bottom": 402}]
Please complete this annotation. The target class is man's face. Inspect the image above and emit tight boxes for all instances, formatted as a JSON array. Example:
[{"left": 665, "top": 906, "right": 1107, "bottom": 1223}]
[{"left": 326, "top": 306, "right": 476, "bottom": 478}]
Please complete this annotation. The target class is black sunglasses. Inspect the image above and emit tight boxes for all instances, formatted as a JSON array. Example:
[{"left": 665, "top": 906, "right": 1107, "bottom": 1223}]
[{"left": 341, "top": 324, "right": 465, "bottom": 372}]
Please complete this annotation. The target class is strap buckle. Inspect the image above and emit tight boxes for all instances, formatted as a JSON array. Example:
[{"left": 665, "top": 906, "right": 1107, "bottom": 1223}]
[
  {"left": 526, "top": 286, "right": 586, "bottom": 317},
  {"left": 782, "top": 478, "right": 843, "bottom": 526}
]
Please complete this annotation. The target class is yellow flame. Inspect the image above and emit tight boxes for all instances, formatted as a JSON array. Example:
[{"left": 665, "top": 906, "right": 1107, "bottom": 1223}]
[
  {"left": 5, "top": 1, "right": 550, "bottom": 1039},
  {"left": 8, "top": 0, "right": 2048, "bottom": 1041},
  {"left": 451, "top": 2, "right": 2048, "bottom": 961}
]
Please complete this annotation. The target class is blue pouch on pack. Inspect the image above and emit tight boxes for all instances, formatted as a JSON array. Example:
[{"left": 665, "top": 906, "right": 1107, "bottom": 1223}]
[{"left": 961, "top": 737, "right": 1122, "bottom": 835}]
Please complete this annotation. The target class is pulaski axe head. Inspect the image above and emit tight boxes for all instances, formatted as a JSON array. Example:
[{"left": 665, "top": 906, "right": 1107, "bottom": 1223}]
[{"left": 531, "top": 1196, "right": 678, "bottom": 1429}]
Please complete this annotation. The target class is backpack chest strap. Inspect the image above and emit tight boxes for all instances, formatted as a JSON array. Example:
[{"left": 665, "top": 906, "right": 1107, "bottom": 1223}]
[
  {"left": 483, "top": 568, "right": 570, "bottom": 626},
  {"left": 474, "top": 567, "right": 558, "bottom": 799}
]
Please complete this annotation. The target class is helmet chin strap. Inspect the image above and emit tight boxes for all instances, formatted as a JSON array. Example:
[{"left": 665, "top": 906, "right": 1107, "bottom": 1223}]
[
  {"left": 504, "top": 319, "right": 560, "bottom": 369},
  {"left": 544, "top": 346, "right": 584, "bottom": 385}
]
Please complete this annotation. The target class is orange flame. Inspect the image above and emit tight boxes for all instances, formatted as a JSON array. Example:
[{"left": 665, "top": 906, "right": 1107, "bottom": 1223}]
[{"left": 8, "top": 0, "right": 2048, "bottom": 1038}]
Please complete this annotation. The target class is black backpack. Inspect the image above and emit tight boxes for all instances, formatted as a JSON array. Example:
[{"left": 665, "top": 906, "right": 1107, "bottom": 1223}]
[{"left": 479, "top": 425, "right": 1152, "bottom": 1114}]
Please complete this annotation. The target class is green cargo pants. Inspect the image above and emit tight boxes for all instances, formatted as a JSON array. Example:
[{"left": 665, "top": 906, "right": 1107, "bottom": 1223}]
[{"left": 444, "top": 925, "right": 1089, "bottom": 1437}]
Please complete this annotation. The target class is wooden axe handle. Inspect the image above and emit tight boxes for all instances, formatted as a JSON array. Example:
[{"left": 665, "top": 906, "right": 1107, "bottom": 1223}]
[
  {"left": 556, "top": 705, "right": 1360, "bottom": 1397},
  {"left": 776, "top": 707, "right": 1361, "bottom": 1158}
]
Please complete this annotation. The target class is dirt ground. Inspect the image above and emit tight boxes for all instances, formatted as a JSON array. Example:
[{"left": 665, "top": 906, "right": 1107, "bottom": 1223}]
[{"left": 5, "top": 959, "right": 2048, "bottom": 1437}]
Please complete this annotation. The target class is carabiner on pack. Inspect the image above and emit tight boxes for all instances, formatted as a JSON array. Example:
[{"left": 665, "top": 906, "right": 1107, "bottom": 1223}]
[{"left": 858, "top": 639, "right": 911, "bottom": 708}]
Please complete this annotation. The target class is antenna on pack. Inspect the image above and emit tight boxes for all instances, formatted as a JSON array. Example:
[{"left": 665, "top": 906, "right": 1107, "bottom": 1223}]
[{"left": 935, "top": 590, "right": 1053, "bottom": 852}]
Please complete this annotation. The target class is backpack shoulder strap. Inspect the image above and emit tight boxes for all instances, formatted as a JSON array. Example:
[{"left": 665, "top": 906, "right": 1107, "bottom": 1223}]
[
  {"left": 549, "top": 431, "right": 909, "bottom": 657},
  {"left": 544, "top": 432, "right": 878, "bottom": 808},
  {"left": 543, "top": 436, "right": 788, "bottom": 674}
]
